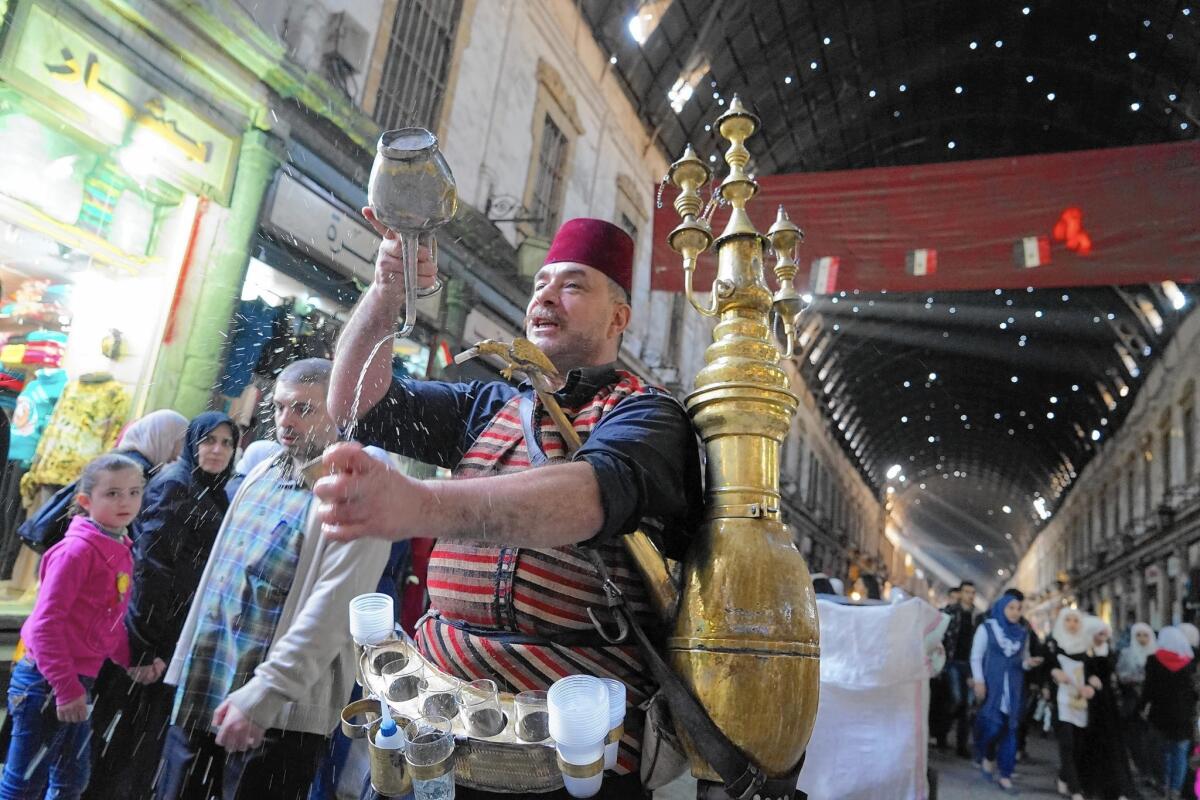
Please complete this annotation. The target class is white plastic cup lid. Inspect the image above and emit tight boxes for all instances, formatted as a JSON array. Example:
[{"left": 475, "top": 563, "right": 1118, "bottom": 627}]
[
  {"left": 601, "top": 679, "right": 626, "bottom": 728},
  {"left": 548, "top": 676, "right": 608, "bottom": 745}
]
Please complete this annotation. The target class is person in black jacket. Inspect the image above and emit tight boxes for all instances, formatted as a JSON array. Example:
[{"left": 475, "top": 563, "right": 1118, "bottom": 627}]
[
  {"left": 1079, "top": 618, "right": 1138, "bottom": 800},
  {"left": 1140, "top": 626, "right": 1199, "bottom": 800},
  {"left": 84, "top": 411, "right": 237, "bottom": 799}
]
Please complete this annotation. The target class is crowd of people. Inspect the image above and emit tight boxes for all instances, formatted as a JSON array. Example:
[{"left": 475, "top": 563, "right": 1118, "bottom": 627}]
[
  {"left": 0, "top": 358, "right": 400, "bottom": 799},
  {"left": 0, "top": 216, "right": 699, "bottom": 800},
  {"left": 930, "top": 581, "right": 1200, "bottom": 799}
]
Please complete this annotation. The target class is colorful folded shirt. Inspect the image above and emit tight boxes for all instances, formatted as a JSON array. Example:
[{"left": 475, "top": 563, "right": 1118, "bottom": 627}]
[
  {"left": 1, "top": 344, "right": 26, "bottom": 364},
  {"left": 26, "top": 330, "right": 68, "bottom": 344}
]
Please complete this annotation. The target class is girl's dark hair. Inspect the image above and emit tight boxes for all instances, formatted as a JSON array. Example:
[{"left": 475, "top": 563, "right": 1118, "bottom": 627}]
[{"left": 70, "top": 453, "right": 145, "bottom": 516}]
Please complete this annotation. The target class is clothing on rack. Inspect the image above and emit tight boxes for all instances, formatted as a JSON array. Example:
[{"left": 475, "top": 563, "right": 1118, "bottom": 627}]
[
  {"left": 218, "top": 299, "right": 281, "bottom": 397},
  {"left": 19, "top": 375, "right": 130, "bottom": 509},
  {"left": 254, "top": 301, "right": 342, "bottom": 378},
  {"left": 8, "top": 368, "right": 68, "bottom": 467}
]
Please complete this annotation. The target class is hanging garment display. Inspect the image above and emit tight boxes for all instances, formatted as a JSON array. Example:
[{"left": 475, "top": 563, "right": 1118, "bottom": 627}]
[
  {"left": 254, "top": 301, "right": 342, "bottom": 378},
  {"left": 0, "top": 280, "right": 71, "bottom": 324},
  {"left": 218, "top": 298, "right": 281, "bottom": 397},
  {"left": 8, "top": 368, "right": 69, "bottom": 467},
  {"left": 20, "top": 373, "right": 130, "bottom": 508}
]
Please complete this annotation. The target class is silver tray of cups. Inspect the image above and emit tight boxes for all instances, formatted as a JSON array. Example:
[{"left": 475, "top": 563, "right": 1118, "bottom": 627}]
[{"left": 357, "top": 638, "right": 565, "bottom": 793}]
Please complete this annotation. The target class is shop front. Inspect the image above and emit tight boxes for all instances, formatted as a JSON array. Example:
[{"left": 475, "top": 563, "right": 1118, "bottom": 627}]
[
  {"left": 217, "top": 162, "right": 443, "bottom": 441},
  {"left": 0, "top": 0, "right": 248, "bottom": 601}
]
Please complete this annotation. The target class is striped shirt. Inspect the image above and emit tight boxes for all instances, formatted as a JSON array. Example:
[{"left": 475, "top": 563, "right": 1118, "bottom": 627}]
[
  {"left": 172, "top": 459, "right": 312, "bottom": 734},
  {"left": 358, "top": 365, "right": 704, "bottom": 775}
]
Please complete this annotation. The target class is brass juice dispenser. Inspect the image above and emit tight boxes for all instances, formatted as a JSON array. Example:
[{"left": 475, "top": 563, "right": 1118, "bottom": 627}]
[{"left": 664, "top": 95, "right": 821, "bottom": 782}]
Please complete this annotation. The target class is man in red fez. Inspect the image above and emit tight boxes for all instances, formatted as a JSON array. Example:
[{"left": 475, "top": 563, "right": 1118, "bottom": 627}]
[{"left": 318, "top": 214, "right": 701, "bottom": 798}]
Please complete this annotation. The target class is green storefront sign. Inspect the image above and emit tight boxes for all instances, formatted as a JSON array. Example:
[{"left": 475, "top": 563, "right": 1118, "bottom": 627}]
[{"left": 0, "top": 0, "right": 238, "bottom": 203}]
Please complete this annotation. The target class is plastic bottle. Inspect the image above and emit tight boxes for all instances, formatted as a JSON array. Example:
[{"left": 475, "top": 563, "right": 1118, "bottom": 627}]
[{"left": 375, "top": 697, "right": 406, "bottom": 751}]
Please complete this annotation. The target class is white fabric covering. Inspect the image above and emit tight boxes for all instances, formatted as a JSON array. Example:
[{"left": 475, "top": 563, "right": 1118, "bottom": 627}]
[{"left": 797, "top": 597, "right": 943, "bottom": 800}]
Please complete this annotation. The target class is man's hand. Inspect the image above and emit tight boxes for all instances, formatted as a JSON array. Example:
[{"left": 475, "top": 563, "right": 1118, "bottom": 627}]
[
  {"left": 973, "top": 681, "right": 987, "bottom": 702},
  {"left": 127, "top": 657, "right": 166, "bottom": 685},
  {"left": 315, "top": 442, "right": 424, "bottom": 542},
  {"left": 214, "top": 699, "right": 266, "bottom": 753},
  {"left": 361, "top": 207, "right": 438, "bottom": 299},
  {"left": 57, "top": 695, "right": 88, "bottom": 723}
]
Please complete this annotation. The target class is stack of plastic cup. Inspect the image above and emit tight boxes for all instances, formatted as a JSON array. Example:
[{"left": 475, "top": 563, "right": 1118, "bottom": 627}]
[
  {"left": 548, "top": 676, "right": 609, "bottom": 798},
  {"left": 349, "top": 593, "right": 395, "bottom": 646},
  {"left": 601, "top": 679, "right": 626, "bottom": 770}
]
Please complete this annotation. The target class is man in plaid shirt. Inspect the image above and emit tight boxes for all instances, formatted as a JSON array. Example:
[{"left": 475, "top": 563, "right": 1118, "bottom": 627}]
[{"left": 156, "top": 359, "right": 390, "bottom": 799}]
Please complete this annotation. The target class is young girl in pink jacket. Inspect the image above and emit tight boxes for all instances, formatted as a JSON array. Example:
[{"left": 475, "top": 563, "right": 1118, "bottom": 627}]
[{"left": 0, "top": 453, "right": 164, "bottom": 799}]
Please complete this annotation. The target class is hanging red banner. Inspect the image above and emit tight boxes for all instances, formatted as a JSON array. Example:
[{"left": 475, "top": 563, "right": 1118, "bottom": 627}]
[{"left": 650, "top": 140, "right": 1200, "bottom": 293}]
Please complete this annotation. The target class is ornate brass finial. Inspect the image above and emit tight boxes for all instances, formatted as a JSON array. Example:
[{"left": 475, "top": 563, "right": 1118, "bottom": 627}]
[
  {"left": 768, "top": 206, "right": 806, "bottom": 356},
  {"left": 667, "top": 144, "right": 719, "bottom": 316},
  {"left": 714, "top": 95, "right": 760, "bottom": 242}
]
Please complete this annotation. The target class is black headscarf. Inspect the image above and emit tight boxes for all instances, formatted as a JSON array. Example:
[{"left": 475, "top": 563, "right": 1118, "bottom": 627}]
[
  {"left": 125, "top": 410, "right": 238, "bottom": 666},
  {"left": 179, "top": 411, "right": 238, "bottom": 495}
]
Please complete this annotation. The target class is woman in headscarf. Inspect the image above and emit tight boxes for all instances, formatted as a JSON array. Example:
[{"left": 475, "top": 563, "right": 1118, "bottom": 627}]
[
  {"left": 1079, "top": 617, "right": 1137, "bottom": 800},
  {"left": 970, "top": 594, "right": 1037, "bottom": 793},
  {"left": 115, "top": 408, "right": 189, "bottom": 476},
  {"left": 1117, "top": 622, "right": 1158, "bottom": 779},
  {"left": 84, "top": 412, "right": 238, "bottom": 800},
  {"left": 1140, "top": 626, "right": 1198, "bottom": 800},
  {"left": 1049, "top": 607, "right": 1094, "bottom": 800}
]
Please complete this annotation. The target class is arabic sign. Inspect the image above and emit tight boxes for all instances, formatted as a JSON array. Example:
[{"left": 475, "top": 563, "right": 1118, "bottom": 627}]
[
  {"left": 0, "top": 2, "right": 238, "bottom": 203},
  {"left": 264, "top": 171, "right": 381, "bottom": 284}
]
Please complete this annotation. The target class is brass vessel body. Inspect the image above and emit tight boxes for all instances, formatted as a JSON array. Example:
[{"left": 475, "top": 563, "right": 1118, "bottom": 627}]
[{"left": 666, "top": 98, "right": 820, "bottom": 781}]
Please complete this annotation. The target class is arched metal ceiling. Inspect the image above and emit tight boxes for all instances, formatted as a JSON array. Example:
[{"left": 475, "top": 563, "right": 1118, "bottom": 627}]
[
  {"left": 798, "top": 284, "right": 1195, "bottom": 589},
  {"left": 582, "top": 0, "right": 1200, "bottom": 590},
  {"left": 582, "top": 0, "right": 1198, "bottom": 173}
]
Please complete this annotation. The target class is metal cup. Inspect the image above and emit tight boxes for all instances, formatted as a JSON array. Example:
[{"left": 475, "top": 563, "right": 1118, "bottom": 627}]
[
  {"left": 367, "top": 716, "right": 413, "bottom": 797},
  {"left": 367, "top": 127, "right": 458, "bottom": 337}
]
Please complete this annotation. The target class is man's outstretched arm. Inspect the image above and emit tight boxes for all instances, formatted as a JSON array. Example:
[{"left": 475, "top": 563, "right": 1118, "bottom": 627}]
[{"left": 315, "top": 443, "right": 604, "bottom": 548}]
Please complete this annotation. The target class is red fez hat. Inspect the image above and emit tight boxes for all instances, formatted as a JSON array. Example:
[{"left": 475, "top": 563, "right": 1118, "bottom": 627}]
[{"left": 543, "top": 218, "right": 634, "bottom": 295}]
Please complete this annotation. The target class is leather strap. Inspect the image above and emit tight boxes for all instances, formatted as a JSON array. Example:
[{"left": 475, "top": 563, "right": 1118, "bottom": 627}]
[{"left": 518, "top": 394, "right": 549, "bottom": 466}]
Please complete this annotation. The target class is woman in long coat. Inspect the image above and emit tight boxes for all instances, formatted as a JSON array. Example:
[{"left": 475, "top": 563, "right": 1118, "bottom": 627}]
[{"left": 84, "top": 412, "right": 238, "bottom": 799}]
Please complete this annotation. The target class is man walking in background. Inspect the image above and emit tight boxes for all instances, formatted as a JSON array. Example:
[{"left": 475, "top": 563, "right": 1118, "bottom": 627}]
[{"left": 941, "top": 581, "right": 979, "bottom": 758}]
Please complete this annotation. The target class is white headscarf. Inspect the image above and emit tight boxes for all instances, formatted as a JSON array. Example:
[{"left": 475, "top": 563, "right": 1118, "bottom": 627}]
[
  {"left": 1158, "top": 626, "right": 1194, "bottom": 659},
  {"left": 1125, "top": 622, "right": 1157, "bottom": 664},
  {"left": 1085, "top": 616, "right": 1112, "bottom": 656},
  {"left": 1052, "top": 607, "right": 1091, "bottom": 655},
  {"left": 1180, "top": 623, "right": 1200, "bottom": 650},
  {"left": 117, "top": 410, "right": 188, "bottom": 469}
]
